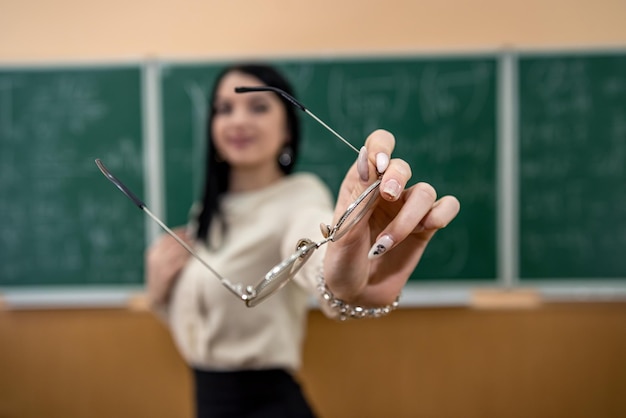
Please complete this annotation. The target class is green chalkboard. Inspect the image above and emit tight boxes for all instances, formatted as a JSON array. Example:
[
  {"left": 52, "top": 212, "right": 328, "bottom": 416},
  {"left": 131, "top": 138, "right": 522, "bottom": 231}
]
[
  {"left": 519, "top": 52, "right": 626, "bottom": 279},
  {"left": 0, "top": 65, "right": 145, "bottom": 287},
  {"left": 160, "top": 56, "right": 498, "bottom": 281},
  {"left": 4, "top": 51, "right": 625, "bottom": 292}
]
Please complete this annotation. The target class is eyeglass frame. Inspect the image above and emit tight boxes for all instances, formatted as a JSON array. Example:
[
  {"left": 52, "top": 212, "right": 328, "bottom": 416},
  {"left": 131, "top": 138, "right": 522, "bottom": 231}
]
[{"left": 96, "top": 85, "right": 382, "bottom": 307}]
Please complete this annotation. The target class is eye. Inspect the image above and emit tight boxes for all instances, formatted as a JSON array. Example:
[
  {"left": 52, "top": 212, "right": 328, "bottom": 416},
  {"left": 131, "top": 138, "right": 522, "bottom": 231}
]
[
  {"left": 249, "top": 100, "right": 270, "bottom": 114},
  {"left": 213, "top": 102, "right": 232, "bottom": 115}
]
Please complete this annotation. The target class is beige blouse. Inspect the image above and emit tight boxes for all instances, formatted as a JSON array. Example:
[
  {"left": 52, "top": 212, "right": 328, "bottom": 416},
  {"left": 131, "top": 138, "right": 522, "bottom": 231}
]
[{"left": 163, "top": 173, "right": 336, "bottom": 372}]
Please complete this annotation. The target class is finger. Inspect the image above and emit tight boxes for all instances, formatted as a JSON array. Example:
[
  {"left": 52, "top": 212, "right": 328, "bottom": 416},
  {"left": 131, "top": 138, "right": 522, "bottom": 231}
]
[
  {"left": 379, "top": 158, "right": 412, "bottom": 201},
  {"left": 417, "top": 195, "right": 461, "bottom": 233},
  {"left": 368, "top": 182, "right": 437, "bottom": 259},
  {"left": 358, "top": 130, "right": 396, "bottom": 182}
]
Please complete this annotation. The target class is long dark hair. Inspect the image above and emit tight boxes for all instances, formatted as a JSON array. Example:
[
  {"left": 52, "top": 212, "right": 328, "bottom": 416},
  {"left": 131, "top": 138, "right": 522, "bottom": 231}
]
[{"left": 195, "top": 63, "right": 301, "bottom": 244}]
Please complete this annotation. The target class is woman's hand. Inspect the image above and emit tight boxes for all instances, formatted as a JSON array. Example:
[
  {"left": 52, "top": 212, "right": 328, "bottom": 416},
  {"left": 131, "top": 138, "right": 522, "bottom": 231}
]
[
  {"left": 145, "top": 228, "right": 193, "bottom": 307},
  {"left": 323, "top": 129, "right": 461, "bottom": 306}
]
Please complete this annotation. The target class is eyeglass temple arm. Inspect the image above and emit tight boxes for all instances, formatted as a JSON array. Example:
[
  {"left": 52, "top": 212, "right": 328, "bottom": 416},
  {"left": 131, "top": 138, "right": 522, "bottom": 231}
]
[
  {"left": 95, "top": 159, "right": 146, "bottom": 209},
  {"left": 94, "top": 159, "right": 246, "bottom": 300},
  {"left": 235, "top": 86, "right": 359, "bottom": 154}
]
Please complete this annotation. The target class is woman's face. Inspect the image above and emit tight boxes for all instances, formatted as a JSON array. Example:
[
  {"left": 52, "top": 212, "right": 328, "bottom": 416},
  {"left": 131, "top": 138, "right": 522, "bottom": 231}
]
[{"left": 211, "top": 71, "right": 289, "bottom": 172}]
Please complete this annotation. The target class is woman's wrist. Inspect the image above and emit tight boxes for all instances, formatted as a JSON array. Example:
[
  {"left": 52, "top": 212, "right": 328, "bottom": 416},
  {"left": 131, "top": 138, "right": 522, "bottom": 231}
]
[{"left": 316, "top": 269, "right": 400, "bottom": 321}]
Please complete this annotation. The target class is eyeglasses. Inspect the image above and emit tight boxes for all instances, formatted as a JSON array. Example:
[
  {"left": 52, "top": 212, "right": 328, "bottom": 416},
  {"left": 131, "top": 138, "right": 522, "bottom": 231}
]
[{"left": 96, "top": 86, "right": 381, "bottom": 307}]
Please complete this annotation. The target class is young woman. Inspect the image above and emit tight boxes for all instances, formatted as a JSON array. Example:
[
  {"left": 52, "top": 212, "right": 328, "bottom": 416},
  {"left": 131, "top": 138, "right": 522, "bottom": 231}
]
[{"left": 146, "top": 63, "right": 460, "bottom": 417}]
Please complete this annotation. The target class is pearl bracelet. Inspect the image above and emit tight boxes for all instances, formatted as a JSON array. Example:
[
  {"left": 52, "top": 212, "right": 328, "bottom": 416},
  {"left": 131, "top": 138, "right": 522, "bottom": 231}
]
[{"left": 316, "top": 273, "right": 400, "bottom": 321}]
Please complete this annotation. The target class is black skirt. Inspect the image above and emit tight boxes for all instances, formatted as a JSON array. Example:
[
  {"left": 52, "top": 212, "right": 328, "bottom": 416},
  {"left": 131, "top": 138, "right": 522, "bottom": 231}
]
[{"left": 193, "top": 368, "right": 318, "bottom": 418}]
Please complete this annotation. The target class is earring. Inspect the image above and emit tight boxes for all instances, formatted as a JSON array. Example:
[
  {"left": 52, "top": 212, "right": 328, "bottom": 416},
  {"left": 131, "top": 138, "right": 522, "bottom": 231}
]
[{"left": 278, "top": 145, "right": 293, "bottom": 167}]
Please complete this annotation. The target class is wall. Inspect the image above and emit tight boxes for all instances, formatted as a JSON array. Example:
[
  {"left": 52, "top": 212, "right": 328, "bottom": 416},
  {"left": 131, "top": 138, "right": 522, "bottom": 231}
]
[
  {"left": 1, "top": 1, "right": 625, "bottom": 417},
  {"left": 1, "top": 0, "right": 625, "bottom": 61}
]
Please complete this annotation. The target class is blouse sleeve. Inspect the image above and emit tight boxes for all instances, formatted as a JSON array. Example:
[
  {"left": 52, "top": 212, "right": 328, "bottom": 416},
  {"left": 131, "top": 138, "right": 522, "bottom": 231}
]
[{"left": 279, "top": 175, "right": 342, "bottom": 319}]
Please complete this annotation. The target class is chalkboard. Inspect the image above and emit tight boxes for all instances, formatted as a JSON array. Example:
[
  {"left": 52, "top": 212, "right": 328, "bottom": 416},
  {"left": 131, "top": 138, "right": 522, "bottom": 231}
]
[
  {"left": 0, "top": 65, "right": 145, "bottom": 287},
  {"left": 3, "top": 51, "right": 624, "bottom": 296},
  {"left": 518, "top": 52, "right": 626, "bottom": 280},
  {"left": 160, "top": 56, "right": 498, "bottom": 281}
]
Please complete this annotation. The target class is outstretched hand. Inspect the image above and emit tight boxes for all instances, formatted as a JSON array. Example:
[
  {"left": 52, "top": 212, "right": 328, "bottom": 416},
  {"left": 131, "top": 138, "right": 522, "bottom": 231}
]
[{"left": 323, "top": 130, "right": 461, "bottom": 306}]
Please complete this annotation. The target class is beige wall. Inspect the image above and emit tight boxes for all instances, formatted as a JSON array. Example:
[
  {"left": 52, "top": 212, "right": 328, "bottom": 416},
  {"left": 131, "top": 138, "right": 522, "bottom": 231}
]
[
  {"left": 0, "top": 0, "right": 625, "bottom": 61},
  {"left": 1, "top": 1, "right": 625, "bottom": 417}
]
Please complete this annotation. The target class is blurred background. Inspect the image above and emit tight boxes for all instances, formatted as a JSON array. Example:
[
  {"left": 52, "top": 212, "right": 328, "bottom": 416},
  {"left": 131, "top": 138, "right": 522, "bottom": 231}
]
[{"left": 1, "top": 0, "right": 625, "bottom": 417}]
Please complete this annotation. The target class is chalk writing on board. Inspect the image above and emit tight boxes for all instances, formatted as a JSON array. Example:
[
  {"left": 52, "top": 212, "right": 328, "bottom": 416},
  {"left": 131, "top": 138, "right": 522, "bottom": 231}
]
[
  {"left": 327, "top": 68, "right": 412, "bottom": 141},
  {"left": 419, "top": 63, "right": 493, "bottom": 123},
  {"left": 519, "top": 55, "right": 626, "bottom": 278},
  {"left": 0, "top": 68, "right": 144, "bottom": 286},
  {"left": 25, "top": 77, "right": 108, "bottom": 141},
  {"left": 419, "top": 225, "right": 470, "bottom": 277},
  {"left": 589, "top": 114, "right": 626, "bottom": 178}
]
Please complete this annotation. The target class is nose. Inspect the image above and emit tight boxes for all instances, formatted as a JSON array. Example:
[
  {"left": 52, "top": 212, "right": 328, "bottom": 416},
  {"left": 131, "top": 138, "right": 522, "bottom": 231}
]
[{"left": 228, "top": 105, "right": 250, "bottom": 126}]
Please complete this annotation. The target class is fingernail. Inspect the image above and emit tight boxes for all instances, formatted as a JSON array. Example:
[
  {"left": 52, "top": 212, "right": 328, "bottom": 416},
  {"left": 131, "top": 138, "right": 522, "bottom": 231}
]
[
  {"left": 357, "top": 146, "right": 369, "bottom": 182},
  {"left": 320, "top": 223, "right": 331, "bottom": 238},
  {"left": 368, "top": 235, "right": 394, "bottom": 259},
  {"left": 382, "top": 179, "right": 402, "bottom": 199},
  {"left": 376, "top": 153, "right": 389, "bottom": 174}
]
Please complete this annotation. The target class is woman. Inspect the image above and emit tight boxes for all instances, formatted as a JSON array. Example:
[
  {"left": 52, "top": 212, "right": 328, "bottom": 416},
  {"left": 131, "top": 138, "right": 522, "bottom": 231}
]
[{"left": 146, "top": 63, "right": 460, "bottom": 417}]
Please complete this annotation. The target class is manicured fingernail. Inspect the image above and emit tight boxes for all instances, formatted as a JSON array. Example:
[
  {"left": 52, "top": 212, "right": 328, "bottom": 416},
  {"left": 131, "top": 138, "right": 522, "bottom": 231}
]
[
  {"left": 368, "top": 235, "right": 394, "bottom": 259},
  {"left": 357, "top": 146, "right": 369, "bottom": 182},
  {"left": 320, "top": 223, "right": 331, "bottom": 238},
  {"left": 376, "top": 153, "right": 389, "bottom": 174},
  {"left": 382, "top": 179, "right": 402, "bottom": 199}
]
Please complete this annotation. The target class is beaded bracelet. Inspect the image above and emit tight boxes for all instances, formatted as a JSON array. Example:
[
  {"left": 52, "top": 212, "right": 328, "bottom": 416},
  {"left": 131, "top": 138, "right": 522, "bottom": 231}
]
[{"left": 316, "top": 273, "right": 400, "bottom": 321}]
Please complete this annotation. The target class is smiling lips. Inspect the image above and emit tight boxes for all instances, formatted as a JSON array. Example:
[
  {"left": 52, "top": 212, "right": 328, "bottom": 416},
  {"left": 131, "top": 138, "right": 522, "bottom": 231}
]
[{"left": 228, "top": 136, "right": 254, "bottom": 150}]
